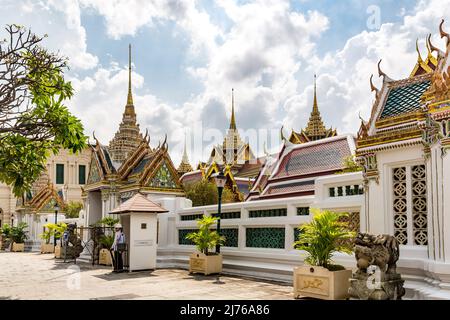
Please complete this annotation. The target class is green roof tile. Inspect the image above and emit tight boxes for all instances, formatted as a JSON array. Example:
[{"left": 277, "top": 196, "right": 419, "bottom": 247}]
[{"left": 380, "top": 80, "right": 430, "bottom": 119}]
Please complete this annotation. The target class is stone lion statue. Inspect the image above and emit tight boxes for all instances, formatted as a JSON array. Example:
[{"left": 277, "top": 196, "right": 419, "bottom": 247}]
[{"left": 354, "top": 232, "right": 400, "bottom": 274}]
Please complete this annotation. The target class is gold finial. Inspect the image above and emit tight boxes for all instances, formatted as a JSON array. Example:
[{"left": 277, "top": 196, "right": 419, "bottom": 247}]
[
  {"left": 439, "top": 19, "right": 450, "bottom": 45},
  {"left": 313, "top": 74, "right": 318, "bottom": 113},
  {"left": 127, "top": 44, "right": 133, "bottom": 106},
  {"left": 416, "top": 38, "right": 423, "bottom": 62},
  {"left": 229, "top": 88, "right": 237, "bottom": 130}
]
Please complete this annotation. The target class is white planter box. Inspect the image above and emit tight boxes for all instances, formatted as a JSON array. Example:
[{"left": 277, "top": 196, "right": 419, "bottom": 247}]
[
  {"left": 293, "top": 265, "right": 352, "bottom": 300},
  {"left": 189, "top": 252, "right": 222, "bottom": 275}
]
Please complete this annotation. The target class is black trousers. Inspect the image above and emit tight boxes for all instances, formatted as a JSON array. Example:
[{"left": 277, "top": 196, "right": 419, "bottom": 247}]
[{"left": 111, "top": 249, "right": 123, "bottom": 271}]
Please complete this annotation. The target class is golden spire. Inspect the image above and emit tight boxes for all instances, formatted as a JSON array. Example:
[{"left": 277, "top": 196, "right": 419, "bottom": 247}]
[
  {"left": 127, "top": 44, "right": 133, "bottom": 106},
  {"left": 312, "top": 74, "right": 319, "bottom": 114},
  {"left": 229, "top": 88, "right": 237, "bottom": 130},
  {"left": 182, "top": 132, "right": 189, "bottom": 164},
  {"left": 177, "top": 131, "right": 193, "bottom": 174},
  {"left": 302, "top": 74, "right": 335, "bottom": 141}
]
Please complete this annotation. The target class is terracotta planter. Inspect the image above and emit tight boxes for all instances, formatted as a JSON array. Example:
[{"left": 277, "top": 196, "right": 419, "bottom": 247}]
[
  {"left": 293, "top": 265, "right": 352, "bottom": 300},
  {"left": 189, "top": 252, "right": 222, "bottom": 275},
  {"left": 41, "top": 243, "right": 55, "bottom": 254},
  {"left": 99, "top": 248, "right": 112, "bottom": 266},
  {"left": 54, "top": 245, "right": 62, "bottom": 258},
  {"left": 11, "top": 242, "right": 25, "bottom": 252}
]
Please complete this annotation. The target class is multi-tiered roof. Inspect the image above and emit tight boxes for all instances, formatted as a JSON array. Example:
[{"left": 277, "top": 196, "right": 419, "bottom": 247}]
[
  {"left": 108, "top": 45, "right": 144, "bottom": 164},
  {"left": 289, "top": 75, "right": 337, "bottom": 144},
  {"left": 85, "top": 46, "right": 183, "bottom": 196}
]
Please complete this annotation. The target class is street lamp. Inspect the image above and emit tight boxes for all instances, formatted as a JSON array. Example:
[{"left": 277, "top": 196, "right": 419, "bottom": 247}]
[
  {"left": 54, "top": 203, "right": 60, "bottom": 247},
  {"left": 213, "top": 170, "right": 226, "bottom": 254}
]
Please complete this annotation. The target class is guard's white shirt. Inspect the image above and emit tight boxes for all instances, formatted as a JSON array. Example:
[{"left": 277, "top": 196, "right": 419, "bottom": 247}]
[{"left": 112, "top": 231, "right": 126, "bottom": 250}]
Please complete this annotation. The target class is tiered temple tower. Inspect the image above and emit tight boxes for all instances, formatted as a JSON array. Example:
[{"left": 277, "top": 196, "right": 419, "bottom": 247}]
[
  {"left": 289, "top": 75, "right": 337, "bottom": 143},
  {"left": 109, "top": 44, "right": 143, "bottom": 163},
  {"left": 177, "top": 133, "right": 193, "bottom": 176},
  {"left": 222, "top": 88, "right": 246, "bottom": 164}
]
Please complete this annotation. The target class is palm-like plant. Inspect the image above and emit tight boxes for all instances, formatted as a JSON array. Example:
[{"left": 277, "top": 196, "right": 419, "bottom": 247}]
[
  {"left": 186, "top": 216, "right": 225, "bottom": 255},
  {"left": 97, "top": 217, "right": 119, "bottom": 227},
  {"left": 10, "top": 222, "right": 29, "bottom": 243},
  {"left": 294, "top": 208, "right": 355, "bottom": 270}
]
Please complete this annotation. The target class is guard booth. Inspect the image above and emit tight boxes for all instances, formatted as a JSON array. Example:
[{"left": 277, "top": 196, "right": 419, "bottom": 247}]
[{"left": 109, "top": 193, "right": 168, "bottom": 271}]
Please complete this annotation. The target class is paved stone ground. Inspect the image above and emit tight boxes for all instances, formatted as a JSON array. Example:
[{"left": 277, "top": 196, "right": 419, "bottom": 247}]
[{"left": 0, "top": 252, "right": 294, "bottom": 300}]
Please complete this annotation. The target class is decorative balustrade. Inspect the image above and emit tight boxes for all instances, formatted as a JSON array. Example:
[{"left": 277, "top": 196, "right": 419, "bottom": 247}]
[{"left": 329, "top": 184, "right": 363, "bottom": 197}]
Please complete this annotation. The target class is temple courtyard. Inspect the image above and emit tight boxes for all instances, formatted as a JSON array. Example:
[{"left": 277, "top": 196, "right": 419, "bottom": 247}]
[{"left": 0, "top": 252, "right": 293, "bottom": 300}]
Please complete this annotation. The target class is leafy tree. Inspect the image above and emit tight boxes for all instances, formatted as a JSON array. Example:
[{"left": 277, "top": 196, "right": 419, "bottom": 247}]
[
  {"left": 184, "top": 179, "right": 235, "bottom": 206},
  {"left": 294, "top": 209, "right": 355, "bottom": 271},
  {"left": 0, "top": 24, "right": 87, "bottom": 197},
  {"left": 338, "top": 155, "right": 362, "bottom": 174},
  {"left": 65, "top": 201, "right": 83, "bottom": 218},
  {"left": 186, "top": 216, "right": 225, "bottom": 255}
]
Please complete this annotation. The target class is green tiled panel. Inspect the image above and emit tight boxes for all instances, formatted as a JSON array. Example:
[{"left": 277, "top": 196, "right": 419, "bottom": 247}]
[
  {"left": 246, "top": 227, "right": 285, "bottom": 248},
  {"left": 380, "top": 80, "right": 430, "bottom": 119},
  {"left": 178, "top": 229, "right": 197, "bottom": 245},
  {"left": 293, "top": 227, "right": 303, "bottom": 249},
  {"left": 249, "top": 208, "right": 287, "bottom": 218},
  {"left": 217, "top": 228, "right": 238, "bottom": 247}
]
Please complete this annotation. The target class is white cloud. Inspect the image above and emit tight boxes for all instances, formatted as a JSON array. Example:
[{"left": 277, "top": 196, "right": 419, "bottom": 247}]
[
  {"left": 0, "top": 0, "right": 98, "bottom": 70},
  {"left": 284, "top": 0, "right": 450, "bottom": 136},
  {"left": 5, "top": 0, "right": 450, "bottom": 166}
]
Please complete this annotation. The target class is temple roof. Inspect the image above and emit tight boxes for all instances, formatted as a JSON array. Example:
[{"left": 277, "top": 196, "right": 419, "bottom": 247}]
[
  {"left": 110, "top": 193, "right": 168, "bottom": 214},
  {"left": 379, "top": 79, "right": 431, "bottom": 119},
  {"left": 177, "top": 134, "right": 193, "bottom": 175},
  {"left": 356, "top": 21, "right": 450, "bottom": 155},
  {"left": 108, "top": 44, "right": 143, "bottom": 164},
  {"left": 247, "top": 134, "right": 354, "bottom": 201},
  {"left": 289, "top": 75, "right": 337, "bottom": 144}
]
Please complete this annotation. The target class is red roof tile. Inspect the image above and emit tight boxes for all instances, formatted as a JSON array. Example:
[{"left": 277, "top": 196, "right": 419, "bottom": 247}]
[{"left": 273, "top": 137, "right": 351, "bottom": 179}]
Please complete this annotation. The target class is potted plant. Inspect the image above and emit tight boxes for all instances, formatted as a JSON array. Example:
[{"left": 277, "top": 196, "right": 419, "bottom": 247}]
[
  {"left": 53, "top": 222, "right": 67, "bottom": 258},
  {"left": 186, "top": 216, "right": 225, "bottom": 275},
  {"left": 1, "top": 224, "right": 12, "bottom": 251},
  {"left": 39, "top": 223, "right": 56, "bottom": 253},
  {"left": 99, "top": 234, "right": 114, "bottom": 266},
  {"left": 10, "top": 222, "right": 29, "bottom": 252},
  {"left": 293, "top": 209, "right": 355, "bottom": 300}
]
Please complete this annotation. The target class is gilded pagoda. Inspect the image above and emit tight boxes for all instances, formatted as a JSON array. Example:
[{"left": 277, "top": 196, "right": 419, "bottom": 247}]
[
  {"left": 180, "top": 89, "right": 262, "bottom": 201},
  {"left": 83, "top": 45, "right": 183, "bottom": 226},
  {"left": 289, "top": 75, "right": 337, "bottom": 144}
]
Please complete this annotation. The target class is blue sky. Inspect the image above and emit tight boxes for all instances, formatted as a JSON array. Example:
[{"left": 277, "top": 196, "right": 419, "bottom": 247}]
[{"left": 1, "top": 0, "right": 449, "bottom": 165}]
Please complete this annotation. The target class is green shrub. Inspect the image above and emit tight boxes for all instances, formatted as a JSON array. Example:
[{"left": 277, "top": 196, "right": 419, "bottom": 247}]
[
  {"left": 294, "top": 208, "right": 355, "bottom": 270},
  {"left": 10, "top": 222, "right": 29, "bottom": 243}
]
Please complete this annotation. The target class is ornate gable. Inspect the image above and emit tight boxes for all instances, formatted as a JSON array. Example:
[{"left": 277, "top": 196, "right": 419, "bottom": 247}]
[
  {"left": 87, "top": 155, "right": 103, "bottom": 184},
  {"left": 138, "top": 142, "right": 183, "bottom": 191},
  {"left": 148, "top": 161, "right": 178, "bottom": 189}
]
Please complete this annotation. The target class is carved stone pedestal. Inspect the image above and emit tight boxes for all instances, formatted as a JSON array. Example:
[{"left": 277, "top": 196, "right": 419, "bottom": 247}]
[{"left": 349, "top": 271, "right": 405, "bottom": 300}]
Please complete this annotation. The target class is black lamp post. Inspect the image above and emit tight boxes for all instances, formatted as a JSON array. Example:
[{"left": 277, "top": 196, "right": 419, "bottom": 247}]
[
  {"left": 54, "top": 203, "right": 60, "bottom": 247},
  {"left": 213, "top": 170, "right": 226, "bottom": 254}
]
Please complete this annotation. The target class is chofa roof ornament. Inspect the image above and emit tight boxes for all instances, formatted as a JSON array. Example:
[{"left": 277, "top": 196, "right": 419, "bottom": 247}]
[{"left": 377, "top": 59, "right": 394, "bottom": 83}]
